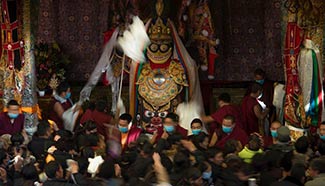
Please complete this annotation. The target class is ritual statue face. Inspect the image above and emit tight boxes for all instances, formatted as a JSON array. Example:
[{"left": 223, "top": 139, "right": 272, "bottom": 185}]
[
  {"left": 146, "top": 41, "right": 173, "bottom": 64},
  {"left": 142, "top": 109, "right": 168, "bottom": 133}
]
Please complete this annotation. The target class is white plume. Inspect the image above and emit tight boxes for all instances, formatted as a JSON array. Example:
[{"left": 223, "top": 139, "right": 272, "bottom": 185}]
[{"left": 118, "top": 16, "right": 150, "bottom": 63}]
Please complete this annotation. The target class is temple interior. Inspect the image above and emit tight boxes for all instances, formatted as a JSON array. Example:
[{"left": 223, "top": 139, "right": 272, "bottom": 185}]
[{"left": 0, "top": 0, "right": 325, "bottom": 185}]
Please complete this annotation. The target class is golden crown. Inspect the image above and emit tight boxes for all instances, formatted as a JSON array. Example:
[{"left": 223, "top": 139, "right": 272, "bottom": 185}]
[{"left": 148, "top": 17, "right": 172, "bottom": 41}]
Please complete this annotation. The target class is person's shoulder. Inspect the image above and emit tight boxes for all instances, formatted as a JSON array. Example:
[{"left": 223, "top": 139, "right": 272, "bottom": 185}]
[
  {"left": 305, "top": 178, "right": 325, "bottom": 186},
  {"left": 177, "top": 125, "right": 188, "bottom": 132},
  {"left": 0, "top": 112, "right": 6, "bottom": 119}
]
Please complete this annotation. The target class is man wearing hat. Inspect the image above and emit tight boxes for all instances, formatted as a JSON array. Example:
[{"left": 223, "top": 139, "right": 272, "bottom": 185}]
[{"left": 268, "top": 126, "right": 294, "bottom": 153}]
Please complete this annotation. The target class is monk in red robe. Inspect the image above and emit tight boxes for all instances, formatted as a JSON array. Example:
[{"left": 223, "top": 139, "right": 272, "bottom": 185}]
[
  {"left": 0, "top": 100, "right": 25, "bottom": 135},
  {"left": 241, "top": 82, "right": 269, "bottom": 135},
  {"left": 210, "top": 114, "right": 248, "bottom": 148},
  {"left": 117, "top": 113, "right": 142, "bottom": 151},
  {"left": 80, "top": 100, "right": 112, "bottom": 138},
  {"left": 202, "top": 92, "right": 243, "bottom": 133},
  {"left": 48, "top": 82, "right": 74, "bottom": 130},
  {"left": 153, "top": 113, "right": 188, "bottom": 143}
]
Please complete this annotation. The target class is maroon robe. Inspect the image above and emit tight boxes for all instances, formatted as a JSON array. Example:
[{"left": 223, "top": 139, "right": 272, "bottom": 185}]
[
  {"left": 80, "top": 109, "right": 112, "bottom": 138},
  {"left": 122, "top": 126, "right": 142, "bottom": 151},
  {"left": 241, "top": 95, "right": 260, "bottom": 135},
  {"left": 211, "top": 104, "right": 243, "bottom": 129},
  {"left": 215, "top": 125, "right": 248, "bottom": 148},
  {"left": 48, "top": 98, "right": 72, "bottom": 130},
  {"left": 155, "top": 125, "right": 188, "bottom": 142},
  {"left": 0, "top": 112, "right": 24, "bottom": 135}
]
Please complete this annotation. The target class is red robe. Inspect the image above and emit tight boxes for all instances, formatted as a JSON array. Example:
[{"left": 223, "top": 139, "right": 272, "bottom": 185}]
[
  {"left": 0, "top": 112, "right": 24, "bottom": 135},
  {"left": 122, "top": 126, "right": 142, "bottom": 151},
  {"left": 155, "top": 125, "right": 188, "bottom": 142},
  {"left": 80, "top": 109, "right": 112, "bottom": 138},
  {"left": 215, "top": 125, "right": 248, "bottom": 148},
  {"left": 48, "top": 98, "right": 72, "bottom": 130},
  {"left": 211, "top": 104, "right": 243, "bottom": 129},
  {"left": 241, "top": 95, "right": 259, "bottom": 135}
]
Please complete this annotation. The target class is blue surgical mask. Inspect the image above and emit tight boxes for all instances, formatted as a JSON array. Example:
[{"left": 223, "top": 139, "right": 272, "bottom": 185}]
[
  {"left": 192, "top": 129, "right": 202, "bottom": 135},
  {"left": 8, "top": 113, "right": 19, "bottom": 119},
  {"left": 119, "top": 126, "right": 128, "bottom": 133},
  {"left": 202, "top": 171, "right": 212, "bottom": 180},
  {"left": 320, "top": 134, "right": 325, "bottom": 140},
  {"left": 65, "top": 92, "right": 71, "bottom": 99},
  {"left": 256, "top": 79, "right": 265, "bottom": 85},
  {"left": 222, "top": 126, "right": 232, "bottom": 133},
  {"left": 271, "top": 130, "right": 278, "bottom": 138},
  {"left": 164, "top": 125, "right": 175, "bottom": 133}
]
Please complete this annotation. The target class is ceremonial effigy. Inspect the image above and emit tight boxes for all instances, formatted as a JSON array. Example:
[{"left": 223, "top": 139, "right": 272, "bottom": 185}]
[
  {"left": 128, "top": 0, "right": 203, "bottom": 133},
  {"left": 283, "top": 0, "right": 325, "bottom": 140}
]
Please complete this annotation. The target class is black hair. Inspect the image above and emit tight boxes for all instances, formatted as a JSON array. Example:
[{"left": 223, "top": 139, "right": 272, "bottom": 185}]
[
  {"left": 291, "top": 163, "right": 306, "bottom": 181},
  {"left": 56, "top": 81, "right": 70, "bottom": 95},
  {"left": 310, "top": 158, "right": 325, "bottom": 174},
  {"left": 248, "top": 133, "right": 262, "bottom": 151},
  {"left": 7, "top": 99, "right": 19, "bottom": 107},
  {"left": 0, "top": 149, "right": 7, "bottom": 164},
  {"left": 254, "top": 68, "right": 265, "bottom": 78},
  {"left": 119, "top": 113, "right": 132, "bottom": 123},
  {"left": 96, "top": 99, "right": 107, "bottom": 112},
  {"left": 224, "top": 139, "right": 239, "bottom": 156},
  {"left": 218, "top": 93, "right": 231, "bottom": 103},
  {"left": 280, "top": 151, "right": 294, "bottom": 172},
  {"left": 223, "top": 114, "right": 236, "bottom": 123},
  {"left": 207, "top": 147, "right": 223, "bottom": 159},
  {"left": 21, "top": 163, "right": 39, "bottom": 181},
  {"left": 250, "top": 82, "right": 263, "bottom": 94},
  {"left": 173, "top": 151, "right": 190, "bottom": 173},
  {"left": 44, "top": 161, "right": 61, "bottom": 179},
  {"left": 164, "top": 112, "right": 179, "bottom": 123},
  {"left": 55, "top": 129, "right": 73, "bottom": 141},
  {"left": 10, "top": 132, "right": 24, "bottom": 146},
  {"left": 190, "top": 118, "right": 203, "bottom": 128},
  {"left": 84, "top": 120, "right": 97, "bottom": 132},
  {"left": 80, "top": 146, "right": 95, "bottom": 159},
  {"left": 184, "top": 167, "right": 202, "bottom": 183},
  {"left": 77, "top": 157, "right": 89, "bottom": 175},
  {"left": 97, "top": 160, "right": 115, "bottom": 179},
  {"left": 36, "top": 120, "right": 51, "bottom": 136},
  {"left": 294, "top": 136, "right": 309, "bottom": 154},
  {"left": 191, "top": 132, "right": 208, "bottom": 149}
]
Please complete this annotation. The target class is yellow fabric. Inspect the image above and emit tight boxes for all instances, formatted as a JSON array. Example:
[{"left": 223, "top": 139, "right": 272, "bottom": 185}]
[
  {"left": 121, "top": 132, "right": 128, "bottom": 149},
  {"left": 45, "top": 154, "right": 55, "bottom": 163},
  {"left": 238, "top": 146, "right": 263, "bottom": 164}
]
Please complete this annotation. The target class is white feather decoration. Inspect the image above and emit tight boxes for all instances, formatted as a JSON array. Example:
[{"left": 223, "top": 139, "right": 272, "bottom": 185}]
[{"left": 118, "top": 16, "right": 150, "bottom": 63}]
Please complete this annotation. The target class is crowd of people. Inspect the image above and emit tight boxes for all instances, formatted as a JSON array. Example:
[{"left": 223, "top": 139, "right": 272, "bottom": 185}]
[{"left": 0, "top": 70, "right": 324, "bottom": 186}]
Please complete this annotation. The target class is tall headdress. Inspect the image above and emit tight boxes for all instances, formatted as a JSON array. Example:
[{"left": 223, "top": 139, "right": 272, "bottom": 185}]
[{"left": 148, "top": 0, "right": 172, "bottom": 42}]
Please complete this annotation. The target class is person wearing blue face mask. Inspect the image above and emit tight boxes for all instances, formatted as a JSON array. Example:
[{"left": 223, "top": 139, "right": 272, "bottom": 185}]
[
  {"left": 153, "top": 113, "right": 188, "bottom": 143},
  {"left": 190, "top": 118, "right": 203, "bottom": 136},
  {"left": 211, "top": 115, "right": 248, "bottom": 149},
  {"left": 48, "top": 81, "right": 76, "bottom": 130},
  {"left": 117, "top": 113, "right": 142, "bottom": 151},
  {"left": 199, "top": 161, "right": 213, "bottom": 185},
  {"left": 0, "top": 100, "right": 25, "bottom": 136},
  {"left": 318, "top": 122, "right": 325, "bottom": 140},
  {"left": 253, "top": 68, "right": 275, "bottom": 125}
]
